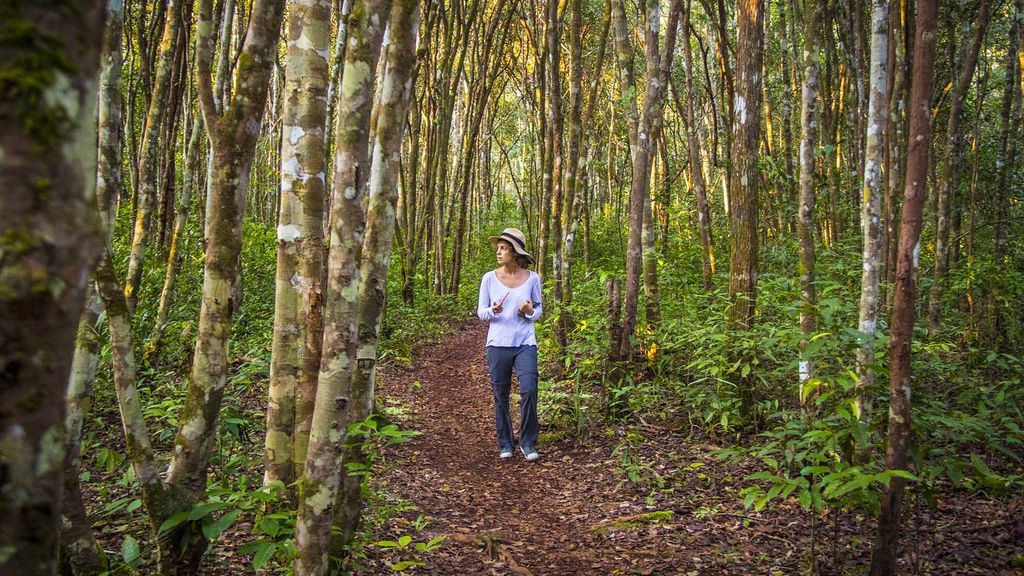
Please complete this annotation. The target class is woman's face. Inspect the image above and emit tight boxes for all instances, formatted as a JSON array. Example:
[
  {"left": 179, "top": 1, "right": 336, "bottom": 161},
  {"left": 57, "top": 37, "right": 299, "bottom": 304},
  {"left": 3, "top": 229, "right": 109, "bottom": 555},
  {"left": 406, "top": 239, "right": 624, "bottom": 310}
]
[{"left": 495, "top": 240, "right": 516, "bottom": 267}]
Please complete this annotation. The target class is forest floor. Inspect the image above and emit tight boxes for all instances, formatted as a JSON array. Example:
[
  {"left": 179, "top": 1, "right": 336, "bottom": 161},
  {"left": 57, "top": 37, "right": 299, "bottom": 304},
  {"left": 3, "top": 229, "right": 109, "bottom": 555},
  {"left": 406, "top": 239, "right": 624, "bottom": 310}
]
[{"left": 364, "top": 320, "right": 1024, "bottom": 575}]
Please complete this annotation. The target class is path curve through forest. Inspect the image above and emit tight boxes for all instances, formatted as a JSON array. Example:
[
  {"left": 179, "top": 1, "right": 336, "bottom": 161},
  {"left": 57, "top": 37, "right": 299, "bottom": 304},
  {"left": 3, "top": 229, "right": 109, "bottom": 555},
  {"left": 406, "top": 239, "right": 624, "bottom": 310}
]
[{"left": 379, "top": 321, "right": 666, "bottom": 575}]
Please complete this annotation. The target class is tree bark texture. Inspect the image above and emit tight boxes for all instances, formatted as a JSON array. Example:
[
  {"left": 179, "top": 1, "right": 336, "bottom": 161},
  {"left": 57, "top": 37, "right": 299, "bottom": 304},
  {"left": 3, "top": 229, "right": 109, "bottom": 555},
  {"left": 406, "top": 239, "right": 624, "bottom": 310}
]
[
  {"left": 727, "top": 0, "right": 765, "bottom": 332},
  {"left": 926, "top": 0, "right": 991, "bottom": 335},
  {"left": 797, "top": 0, "right": 820, "bottom": 391},
  {"left": 295, "top": 0, "right": 393, "bottom": 570},
  {"left": 0, "top": 3, "right": 106, "bottom": 574},
  {"left": 266, "top": 0, "right": 331, "bottom": 495},
  {"left": 870, "top": 0, "right": 938, "bottom": 572},
  {"left": 331, "top": 0, "right": 419, "bottom": 548},
  {"left": 855, "top": 0, "right": 890, "bottom": 419}
]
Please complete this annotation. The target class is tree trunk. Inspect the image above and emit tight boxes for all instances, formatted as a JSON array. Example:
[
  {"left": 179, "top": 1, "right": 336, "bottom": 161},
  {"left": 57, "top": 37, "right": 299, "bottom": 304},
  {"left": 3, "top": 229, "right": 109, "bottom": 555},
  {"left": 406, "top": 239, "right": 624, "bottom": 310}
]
[
  {"left": 294, "top": 0, "right": 392, "bottom": 569},
  {"left": 797, "top": 0, "right": 821, "bottom": 394},
  {"left": 992, "top": 0, "right": 1023, "bottom": 345},
  {"left": 0, "top": 3, "right": 106, "bottom": 574},
  {"left": 613, "top": 0, "right": 683, "bottom": 359},
  {"left": 266, "top": 0, "right": 331, "bottom": 497},
  {"left": 927, "top": 0, "right": 992, "bottom": 336},
  {"left": 154, "top": 117, "right": 205, "bottom": 341},
  {"left": 728, "top": 0, "right": 765, "bottom": 332},
  {"left": 124, "top": 0, "right": 187, "bottom": 313},
  {"left": 855, "top": 0, "right": 890, "bottom": 419},
  {"left": 870, "top": 0, "right": 937, "bottom": 572},
  {"left": 61, "top": 287, "right": 108, "bottom": 576},
  {"left": 331, "top": 0, "right": 419, "bottom": 547}
]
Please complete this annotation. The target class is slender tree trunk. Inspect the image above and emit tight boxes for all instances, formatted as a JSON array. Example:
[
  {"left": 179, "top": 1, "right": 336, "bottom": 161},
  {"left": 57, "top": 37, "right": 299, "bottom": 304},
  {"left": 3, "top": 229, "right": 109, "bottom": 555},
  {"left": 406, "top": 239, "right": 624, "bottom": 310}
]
[
  {"left": 927, "top": 0, "right": 992, "bottom": 336},
  {"left": 154, "top": 117, "right": 204, "bottom": 340},
  {"left": 992, "top": 0, "right": 1023, "bottom": 345},
  {"left": 679, "top": 0, "right": 714, "bottom": 289},
  {"left": 870, "top": 0, "right": 937, "bottom": 572},
  {"left": 61, "top": 286, "right": 108, "bottom": 576},
  {"left": 855, "top": 0, "right": 890, "bottom": 419},
  {"left": 0, "top": 4, "right": 106, "bottom": 574},
  {"left": 331, "top": 0, "right": 419, "bottom": 547},
  {"left": 59, "top": 0, "right": 126, "bottom": 569},
  {"left": 265, "top": 0, "right": 331, "bottom": 497},
  {"left": 614, "top": 0, "right": 683, "bottom": 359},
  {"left": 797, "top": 0, "right": 821, "bottom": 393},
  {"left": 294, "top": 0, "right": 392, "bottom": 569},
  {"left": 124, "top": 0, "right": 187, "bottom": 313}
]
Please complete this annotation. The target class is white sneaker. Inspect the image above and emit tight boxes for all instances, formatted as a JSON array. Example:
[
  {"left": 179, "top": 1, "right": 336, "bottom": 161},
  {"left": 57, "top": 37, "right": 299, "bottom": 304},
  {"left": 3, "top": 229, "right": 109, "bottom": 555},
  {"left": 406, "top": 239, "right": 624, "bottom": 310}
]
[
  {"left": 499, "top": 449, "right": 513, "bottom": 459},
  {"left": 520, "top": 445, "right": 539, "bottom": 462}
]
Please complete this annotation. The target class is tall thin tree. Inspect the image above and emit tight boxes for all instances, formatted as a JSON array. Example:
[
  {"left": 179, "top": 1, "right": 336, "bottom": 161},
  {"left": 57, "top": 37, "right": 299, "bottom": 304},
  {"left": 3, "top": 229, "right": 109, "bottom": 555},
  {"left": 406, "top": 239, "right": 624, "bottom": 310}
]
[{"left": 870, "top": 0, "right": 938, "bottom": 572}]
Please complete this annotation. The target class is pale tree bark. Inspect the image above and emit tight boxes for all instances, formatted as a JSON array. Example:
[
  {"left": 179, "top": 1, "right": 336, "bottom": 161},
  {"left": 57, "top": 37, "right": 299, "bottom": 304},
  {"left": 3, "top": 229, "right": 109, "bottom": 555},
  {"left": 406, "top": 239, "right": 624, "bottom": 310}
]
[
  {"left": 119, "top": 0, "right": 285, "bottom": 571},
  {"left": 559, "top": 0, "right": 586, "bottom": 348},
  {"left": 883, "top": 0, "right": 906, "bottom": 302},
  {"left": 678, "top": 0, "right": 714, "bottom": 289},
  {"left": 613, "top": 0, "right": 683, "bottom": 359},
  {"left": 797, "top": 0, "right": 820, "bottom": 393},
  {"left": 727, "top": 0, "right": 765, "bottom": 332},
  {"left": 124, "top": 0, "right": 187, "bottom": 313},
  {"left": 294, "top": 0, "right": 393, "bottom": 570},
  {"left": 0, "top": 4, "right": 106, "bottom": 574},
  {"left": 926, "top": 0, "right": 992, "bottom": 336},
  {"left": 332, "top": 0, "right": 420, "bottom": 548},
  {"left": 61, "top": 286, "right": 107, "bottom": 576},
  {"left": 854, "top": 0, "right": 890, "bottom": 419},
  {"left": 266, "top": 0, "right": 331, "bottom": 497},
  {"left": 870, "top": 0, "right": 937, "bottom": 572}
]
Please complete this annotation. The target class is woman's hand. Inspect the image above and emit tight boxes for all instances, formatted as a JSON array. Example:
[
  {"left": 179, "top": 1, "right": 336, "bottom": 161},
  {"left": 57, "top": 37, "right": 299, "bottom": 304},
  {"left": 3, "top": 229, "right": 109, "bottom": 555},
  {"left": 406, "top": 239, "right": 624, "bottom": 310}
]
[
  {"left": 491, "top": 302, "right": 504, "bottom": 314},
  {"left": 518, "top": 300, "right": 534, "bottom": 317}
]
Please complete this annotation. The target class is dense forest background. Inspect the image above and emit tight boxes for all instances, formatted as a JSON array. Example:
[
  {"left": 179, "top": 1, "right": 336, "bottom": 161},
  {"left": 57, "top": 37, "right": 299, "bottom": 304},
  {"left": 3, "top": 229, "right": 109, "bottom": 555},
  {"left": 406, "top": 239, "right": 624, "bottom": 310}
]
[{"left": 1, "top": 0, "right": 1022, "bottom": 573}]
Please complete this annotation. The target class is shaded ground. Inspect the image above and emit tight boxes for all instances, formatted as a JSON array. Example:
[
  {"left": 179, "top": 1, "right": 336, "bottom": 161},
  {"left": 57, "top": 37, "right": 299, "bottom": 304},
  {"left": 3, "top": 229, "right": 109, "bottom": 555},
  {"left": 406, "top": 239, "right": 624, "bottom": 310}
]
[{"left": 370, "top": 321, "right": 1024, "bottom": 575}]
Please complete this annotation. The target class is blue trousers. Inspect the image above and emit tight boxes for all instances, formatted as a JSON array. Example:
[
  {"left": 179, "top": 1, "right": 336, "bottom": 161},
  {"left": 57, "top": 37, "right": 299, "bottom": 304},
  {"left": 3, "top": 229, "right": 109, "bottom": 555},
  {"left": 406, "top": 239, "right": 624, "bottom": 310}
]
[{"left": 486, "top": 345, "right": 539, "bottom": 451}]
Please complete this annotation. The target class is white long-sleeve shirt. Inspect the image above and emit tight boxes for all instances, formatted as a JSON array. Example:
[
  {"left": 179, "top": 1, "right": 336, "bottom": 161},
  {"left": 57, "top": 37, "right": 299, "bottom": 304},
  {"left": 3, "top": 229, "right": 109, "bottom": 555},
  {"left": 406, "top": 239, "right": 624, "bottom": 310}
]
[{"left": 476, "top": 270, "right": 543, "bottom": 347}]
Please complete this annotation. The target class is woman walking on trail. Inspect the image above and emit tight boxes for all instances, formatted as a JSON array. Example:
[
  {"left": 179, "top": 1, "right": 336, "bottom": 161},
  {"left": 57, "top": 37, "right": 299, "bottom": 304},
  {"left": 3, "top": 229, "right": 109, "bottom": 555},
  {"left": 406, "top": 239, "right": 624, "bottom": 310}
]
[{"left": 477, "top": 227, "right": 544, "bottom": 462}]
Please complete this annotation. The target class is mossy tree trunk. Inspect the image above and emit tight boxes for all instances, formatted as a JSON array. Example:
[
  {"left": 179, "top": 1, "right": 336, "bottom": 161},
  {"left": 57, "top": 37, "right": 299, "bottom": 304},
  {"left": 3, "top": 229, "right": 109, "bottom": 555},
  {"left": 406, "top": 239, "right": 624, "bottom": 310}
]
[
  {"left": 294, "top": 0, "right": 393, "bottom": 570},
  {"left": 0, "top": 3, "right": 106, "bottom": 574},
  {"left": 332, "top": 0, "right": 420, "bottom": 548},
  {"left": 60, "top": 0, "right": 127, "bottom": 571},
  {"left": 266, "top": 0, "right": 330, "bottom": 498},
  {"left": 854, "top": 0, "right": 890, "bottom": 420},
  {"left": 797, "top": 0, "right": 820, "bottom": 393}
]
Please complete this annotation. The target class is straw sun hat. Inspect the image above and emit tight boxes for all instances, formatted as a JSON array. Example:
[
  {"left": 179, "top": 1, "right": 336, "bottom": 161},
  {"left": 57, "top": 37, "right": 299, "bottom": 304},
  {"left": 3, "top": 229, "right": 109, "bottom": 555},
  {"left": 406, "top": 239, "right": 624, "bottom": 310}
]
[{"left": 488, "top": 227, "right": 533, "bottom": 262}]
